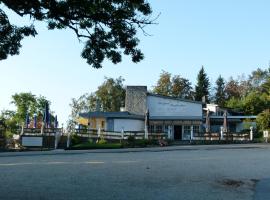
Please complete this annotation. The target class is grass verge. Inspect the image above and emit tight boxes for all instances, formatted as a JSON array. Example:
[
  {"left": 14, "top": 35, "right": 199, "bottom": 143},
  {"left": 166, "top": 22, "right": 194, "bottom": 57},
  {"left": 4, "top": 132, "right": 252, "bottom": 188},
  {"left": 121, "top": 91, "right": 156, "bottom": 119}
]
[{"left": 67, "top": 143, "right": 123, "bottom": 150}]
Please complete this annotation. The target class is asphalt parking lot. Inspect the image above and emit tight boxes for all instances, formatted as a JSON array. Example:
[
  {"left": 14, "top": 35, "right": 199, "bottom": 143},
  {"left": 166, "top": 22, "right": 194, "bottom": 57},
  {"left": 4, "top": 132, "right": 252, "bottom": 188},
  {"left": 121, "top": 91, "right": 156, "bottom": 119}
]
[{"left": 0, "top": 144, "right": 269, "bottom": 200}]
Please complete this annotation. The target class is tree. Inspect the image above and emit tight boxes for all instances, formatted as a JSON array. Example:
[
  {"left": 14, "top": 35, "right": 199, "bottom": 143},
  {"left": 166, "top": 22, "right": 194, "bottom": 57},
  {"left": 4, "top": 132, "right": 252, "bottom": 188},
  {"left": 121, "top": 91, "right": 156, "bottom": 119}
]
[
  {"left": 95, "top": 77, "right": 125, "bottom": 111},
  {"left": 0, "top": 0, "right": 155, "bottom": 68},
  {"left": 0, "top": 110, "right": 17, "bottom": 130},
  {"left": 224, "top": 77, "right": 242, "bottom": 100},
  {"left": 68, "top": 76, "right": 126, "bottom": 129},
  {"left": 214, "top": 75, "right": 226, "bottom": 107},
  {"left": 153, "top": 71, "right": 194, "bottom": 99},
  {"left": 249, "top": 67, "right": 270, "bottom": 90},
  {"left": 241, "top": 92, "right": 269, "bottom": 115},
  {"left": 11, "top": 92, "right": 37, "bottom": 123},
  {"left": 153, "top": 71, "right": 172, "bottom": 96},
  {"left": 10, "top": 92, "right": 52, "bottom": 125},
  {"left": 195, "top": 66, "right": 210, "bottom": 102},
  {"left": 68, "top": 93, "right": 96, "bottom": 131},
  {"left": 171, "top": 75, "right": 193, "bottom": 99},
  {"left": 256, "top": 109, "right": 270, "bottom": 131}
]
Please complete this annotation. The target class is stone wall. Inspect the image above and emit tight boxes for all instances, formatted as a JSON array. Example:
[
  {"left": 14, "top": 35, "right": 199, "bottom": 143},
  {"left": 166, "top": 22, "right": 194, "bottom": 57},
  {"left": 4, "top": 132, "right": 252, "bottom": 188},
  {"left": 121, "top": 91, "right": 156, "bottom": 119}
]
[{"left": 125, "top": 86, "right": 147, "bottom": 115}]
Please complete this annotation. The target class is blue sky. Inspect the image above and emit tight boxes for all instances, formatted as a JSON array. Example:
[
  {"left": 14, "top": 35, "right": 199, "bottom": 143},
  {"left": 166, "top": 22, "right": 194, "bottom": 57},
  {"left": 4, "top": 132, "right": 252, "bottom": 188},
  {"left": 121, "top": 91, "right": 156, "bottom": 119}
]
[{"left": 1, "top": 0, "right": 270, "bottom": 125}]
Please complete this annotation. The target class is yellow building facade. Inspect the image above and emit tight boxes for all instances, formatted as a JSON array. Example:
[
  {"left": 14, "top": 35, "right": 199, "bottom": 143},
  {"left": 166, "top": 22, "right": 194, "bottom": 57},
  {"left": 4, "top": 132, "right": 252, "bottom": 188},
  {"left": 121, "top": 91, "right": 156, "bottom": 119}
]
[{"left": 77, "top": 117, "right": 106, "bottom": 129}]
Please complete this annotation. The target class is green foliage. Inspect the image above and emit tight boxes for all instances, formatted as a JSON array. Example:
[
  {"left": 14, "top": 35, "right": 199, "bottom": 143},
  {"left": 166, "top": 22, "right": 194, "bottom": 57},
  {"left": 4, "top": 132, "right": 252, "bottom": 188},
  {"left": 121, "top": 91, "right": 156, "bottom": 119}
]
[
  {"left": 0, "top": 110, "right": 17, "bottom": 131},
  {"left": 11, "top": 92, "right": 37, "bottom": 123},
  {"left": 97, "top": 138, "right": 107, "bottom": 145},
  {"left": 4, "top": 130, "right": 13, "bottom": 139},
  {"left": 68, "top": 76, "right": 125, "bottom": 130},
  {"left": 127, "top": 135, "right": 136, "bottom": 146},
  {"left": 96, "top": 77, "right": 126, "bottom": 111},
  {"left": 195, "top": 66, "right": 210, "bottom": 102},
  {"left": 153, "top": 71, "right": 194, "bottom": 99},
  {"left": 256, "top": 110, "right": 270, "bottom": 131},
  {"left": 241, "top": 92, "right": 269, "bottom": 115},
  {"left": 71, "top": 134, "right": 81, "bottom": 145},
  {"left": 0, "top": 0, "right": 154, "bottom": 68},
  {"left": 226, "top": 92, "right": 270, "bottom": 115},
  {"left": 153, "top": 71, "right": 172, "bottom": 96},
  {"left": 9, "top": 93, "right": 51, "bottom": 125},
  {"left": 70, "top": 142, "right": 122, "bottom": 150}
]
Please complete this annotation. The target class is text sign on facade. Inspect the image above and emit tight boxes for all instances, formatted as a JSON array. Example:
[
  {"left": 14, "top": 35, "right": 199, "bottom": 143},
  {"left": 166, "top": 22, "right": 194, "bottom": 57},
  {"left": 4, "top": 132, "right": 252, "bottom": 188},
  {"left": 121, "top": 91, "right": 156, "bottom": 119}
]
[
  {"left": 263, "top": 131, "right": 269, "bottom": 138},
  {"left": 22, "top": 136, "right": 43, "bottom": 147}
]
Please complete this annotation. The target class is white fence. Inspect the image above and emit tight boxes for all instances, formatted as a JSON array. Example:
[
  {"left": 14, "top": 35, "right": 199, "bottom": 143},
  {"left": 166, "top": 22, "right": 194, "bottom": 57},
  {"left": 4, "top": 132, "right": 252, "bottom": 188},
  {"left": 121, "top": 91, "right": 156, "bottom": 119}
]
[{"left": 74, "top": 129, "right": 167, "bottom": 140}]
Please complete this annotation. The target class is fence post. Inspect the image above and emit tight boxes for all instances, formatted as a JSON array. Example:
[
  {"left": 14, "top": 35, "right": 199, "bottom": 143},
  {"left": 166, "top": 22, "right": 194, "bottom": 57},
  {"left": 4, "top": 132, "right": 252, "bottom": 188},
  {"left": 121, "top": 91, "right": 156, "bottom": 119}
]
[
  {"left": 144, "top": 124, "right": 148, "bottom": 140},
  {"left": 190, "top": 126, "right": 194, "bottom": 142},
  {"left": 250, "top": 126, "right": 253, "bottom": 141},
  {"left": 67, "top": 132, "right": 71, "bottom": 148},
  {"left": 220, "top": 126, "right": 223, "bottom": 140},
  {"left": 54, "top": 132, "right": 60, "bottom": 149},
  {"left": 121, "top": 128, "right": 124, "bottom": 140}
]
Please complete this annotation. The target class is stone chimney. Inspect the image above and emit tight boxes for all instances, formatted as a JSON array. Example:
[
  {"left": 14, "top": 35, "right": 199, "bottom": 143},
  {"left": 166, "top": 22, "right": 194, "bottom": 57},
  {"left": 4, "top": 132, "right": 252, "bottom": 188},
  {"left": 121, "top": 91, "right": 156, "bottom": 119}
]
[{"left": 125, "top": 86, "right": 147, "bottom": 115}]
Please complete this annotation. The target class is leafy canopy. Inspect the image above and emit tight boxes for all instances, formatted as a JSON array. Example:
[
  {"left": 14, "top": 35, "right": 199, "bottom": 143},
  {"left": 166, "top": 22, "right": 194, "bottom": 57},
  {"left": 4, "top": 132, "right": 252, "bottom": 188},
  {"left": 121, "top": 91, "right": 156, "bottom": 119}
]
[
  {"left": 153, "top": 70, "right": 194, "bottom": 100},
  {"left": 0, "top": 0, "right": 155, "bottom": 68}
]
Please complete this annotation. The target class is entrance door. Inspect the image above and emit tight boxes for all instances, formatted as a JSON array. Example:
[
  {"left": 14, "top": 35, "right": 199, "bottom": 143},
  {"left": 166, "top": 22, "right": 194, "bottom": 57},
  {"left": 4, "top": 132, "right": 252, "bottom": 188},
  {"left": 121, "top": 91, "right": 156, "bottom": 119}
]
[{"left": 174, "top": 125, "right": 182, "bottom": 140}]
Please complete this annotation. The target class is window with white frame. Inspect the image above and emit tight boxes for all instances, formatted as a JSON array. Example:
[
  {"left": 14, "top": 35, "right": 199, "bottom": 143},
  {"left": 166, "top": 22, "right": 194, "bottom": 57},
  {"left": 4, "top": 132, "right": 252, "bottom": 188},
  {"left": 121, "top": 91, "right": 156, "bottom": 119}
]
[
  {"left": 183, "top": 126, "right": 191, "bottom": 140},
  {"left": 184, "top": 126, "right": 191, "bottom": 134},
  {"left": 193, "top": 125, "right": 200, "bottom": 135}
]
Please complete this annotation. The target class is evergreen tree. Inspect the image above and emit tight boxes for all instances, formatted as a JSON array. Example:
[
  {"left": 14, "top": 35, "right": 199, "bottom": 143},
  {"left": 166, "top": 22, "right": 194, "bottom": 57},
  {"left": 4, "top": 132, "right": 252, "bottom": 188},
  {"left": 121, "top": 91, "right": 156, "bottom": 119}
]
[
  {"left": 195, "top": 66, "right": 210, "bottom": 102},
  {"left": 214, "top": 75, "right": 226, "bottom": 107}
]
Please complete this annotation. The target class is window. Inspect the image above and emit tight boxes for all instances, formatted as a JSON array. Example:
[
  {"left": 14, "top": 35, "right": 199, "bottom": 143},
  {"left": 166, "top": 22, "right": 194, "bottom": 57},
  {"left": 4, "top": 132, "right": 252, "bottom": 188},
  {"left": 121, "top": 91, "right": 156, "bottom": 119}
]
[
  {"left": 156, "top": 125, "right": 163, "bottom": 133},
  {"left": 183, "top": 126, "right": 191, "bottom": 140},
  {"left": 184, "top": 126, "right": 191, "bottom": 134},
  {"left": 164, "top": 125, "right": 169, "bottom": 133},
  {"left": 150, "top": 125, "right": 155, "bottom": 133},
  {"left": 193, "top": 125, "right": 200, "bottom": 134}
]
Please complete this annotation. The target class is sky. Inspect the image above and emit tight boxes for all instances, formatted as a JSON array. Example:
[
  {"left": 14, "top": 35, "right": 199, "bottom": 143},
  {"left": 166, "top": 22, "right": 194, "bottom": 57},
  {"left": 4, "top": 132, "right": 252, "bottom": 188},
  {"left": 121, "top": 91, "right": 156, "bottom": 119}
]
[{"left": 1, "top": 0, "right": 270, "bottom": 126}]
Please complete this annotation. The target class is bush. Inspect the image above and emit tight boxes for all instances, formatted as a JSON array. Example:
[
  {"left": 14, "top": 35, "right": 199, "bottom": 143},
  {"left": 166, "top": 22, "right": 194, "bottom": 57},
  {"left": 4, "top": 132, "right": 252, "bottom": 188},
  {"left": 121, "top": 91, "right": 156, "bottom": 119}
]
[
  {"left": 97, "top": 138, "right": 107, "bottom": 144},
  {"left": 135, "top": 139, "right": 148, "bottom": 147},
  {"left": 69, "top": 142, "right": 123, "bottom": 150},
  {"left": 127, "top": 135, "right": 135, "bottom": 144},
  {"left": 71, "top": 134, "right": 81, "bottom": 145},
  {"left": 4, "top": 130, "right": 13, "bottom": 139}
]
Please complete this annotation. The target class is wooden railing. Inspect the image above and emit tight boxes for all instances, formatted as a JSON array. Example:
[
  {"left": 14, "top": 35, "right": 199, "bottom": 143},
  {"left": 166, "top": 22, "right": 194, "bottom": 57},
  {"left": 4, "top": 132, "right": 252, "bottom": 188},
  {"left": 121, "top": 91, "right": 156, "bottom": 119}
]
[
  {"left": 74, "top": 129, "right": 167, "bottom": 140},
  {"left": 193, "top": 132, "right": 250, "bottom": 141}
]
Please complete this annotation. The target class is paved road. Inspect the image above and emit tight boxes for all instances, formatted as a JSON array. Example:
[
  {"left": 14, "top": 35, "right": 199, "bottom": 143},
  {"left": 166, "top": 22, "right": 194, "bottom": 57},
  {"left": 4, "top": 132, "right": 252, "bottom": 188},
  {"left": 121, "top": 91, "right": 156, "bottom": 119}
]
[{"left": 0, "top": 144, "right": 269, "bottom": 200}]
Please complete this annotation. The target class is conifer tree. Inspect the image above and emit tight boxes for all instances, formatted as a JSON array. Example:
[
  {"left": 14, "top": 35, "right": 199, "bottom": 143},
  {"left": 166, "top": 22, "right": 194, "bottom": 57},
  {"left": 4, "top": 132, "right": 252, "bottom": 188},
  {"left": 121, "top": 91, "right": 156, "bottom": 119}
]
[
  {"left": 214, "top": 75, "right": 226, "bottom": 107},
  {"left": 195, "top": 66, "right": 210, "bottom": 102}
]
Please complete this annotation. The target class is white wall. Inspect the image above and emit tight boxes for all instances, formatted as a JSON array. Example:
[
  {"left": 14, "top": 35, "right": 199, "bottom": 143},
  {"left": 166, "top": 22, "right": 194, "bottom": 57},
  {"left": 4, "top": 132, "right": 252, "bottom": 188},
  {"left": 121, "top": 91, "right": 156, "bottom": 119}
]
[
  {"left": 114, "top": 119, "right": 144, "bottom": 132},
  {"left": 147, "top": 95, "right": 202, "bottom": 117}
]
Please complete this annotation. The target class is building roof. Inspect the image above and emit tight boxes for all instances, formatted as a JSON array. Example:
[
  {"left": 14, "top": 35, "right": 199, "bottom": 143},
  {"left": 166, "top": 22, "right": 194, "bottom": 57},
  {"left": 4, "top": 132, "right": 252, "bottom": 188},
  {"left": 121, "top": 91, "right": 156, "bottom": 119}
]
[
  {"left": 150, "top": 116, "right": 203, "bottom": 121},
  {"left": 203, "top": 115, "right": 257, "bottom": 123},
  {"left": 147, "top": 93, "right": 203, "bottom": 105},
  {"left": 208, "top": 116, "right": 257, "bottom": 119},
  {"left": 79, "top": 111, "right": 144, "bottom": 120}
]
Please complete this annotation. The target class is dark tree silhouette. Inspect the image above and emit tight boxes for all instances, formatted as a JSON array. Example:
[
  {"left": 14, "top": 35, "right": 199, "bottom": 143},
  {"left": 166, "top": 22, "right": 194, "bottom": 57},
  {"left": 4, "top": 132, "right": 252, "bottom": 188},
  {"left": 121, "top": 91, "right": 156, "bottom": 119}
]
[{"left": 0, "top": 0, "right": 155, "bottom": 68}]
